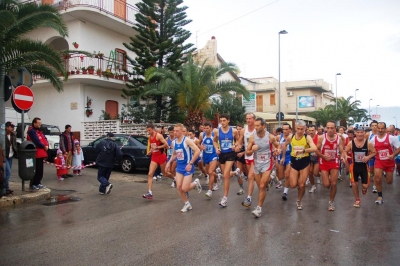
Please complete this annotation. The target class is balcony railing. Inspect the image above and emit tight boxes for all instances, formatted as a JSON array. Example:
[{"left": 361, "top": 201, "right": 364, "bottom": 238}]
[
  {"left": 22, "top": 0, "right": 138, "bottom": 25},
  {"left": 34, "top": 54, "right": 135, "bottom": 82}
]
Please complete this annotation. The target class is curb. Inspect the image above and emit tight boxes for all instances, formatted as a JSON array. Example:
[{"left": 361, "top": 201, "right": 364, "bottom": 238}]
[{"left": 0, "top": 188, "right": 51, "bottom": 208}]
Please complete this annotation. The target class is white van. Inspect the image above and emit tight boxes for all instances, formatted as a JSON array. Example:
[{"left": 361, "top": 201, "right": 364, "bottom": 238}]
[{"left": 5, "top": 107, "right": 30, "bottom": 125}]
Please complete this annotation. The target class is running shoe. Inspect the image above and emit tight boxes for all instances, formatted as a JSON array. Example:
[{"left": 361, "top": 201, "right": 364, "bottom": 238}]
[
  {"left": 237, "top": 188, "right": 244, "bottom": 195},
  {"left": 219, "top": 198, "right": 227, "bottom": 207},
  {"left": 349, "top": 182, "right": 352, "bottom": 188},
  {"left": 194, "top": 178, "right": 202, "bottom": 193},
  {"left": 205, "top": 175, "right": 209, "bottom": 185},
  {"left": 282, "top": 193, "right": 288, "bottom": 201},
  {"left": 199, "top": 173, "right": 204, "bottom": 178},
  {"left": 217, "top": 173, "right": 222, "bottom": 185},
  {"left": 216, "top": 167, "right": 222, "bottom": 174},
  {"left": 171, "top": 180, "right": 176, "bottom": 188},
  {"left": 100, "top": 192, "right": 105, "bottom": 195},
  {"left": 58, "top": 177, "right": 64, "bottom": 181},
  {"left": 305, "top": 178, "right": 310, "bottom": 185},
  {"left": 242, "top": 174, "right": 248, "bottom": 181},
  {"left": 337, "top": 176, "right": 342, "bottom": 181},
  {"left": 353, "top": 199, "right": 361, "bottom": 208},
  {"left": 316, "top": 177, "right": 321, "bottom": 184},
  {"left": 142, "top": 192, "right": 153, "bottom": 200},
  {"left": 296, "top": 200, "right": 303, "bottom": 210},
  {"left": 375, "top": 197, "right": 384, "bottom": 205},
  {"left": 212, "top": 184, "right": 219, "bottom": 191},
  {"left": 252, "top": 206, "right": 262, "bottom": 218},
  {"left": 105, "top": 184, "right": 113, "bottom": 194},
  {"left": 372, "top": 186, "right": 377, "bottom": 193},
  {"left": 38, "top": 184, "right": 46, "bottom": 189},
  {"left": 30, "top": 185, "right": 39, "bottom": 190},
  {"left": 309, "top": 185, "right": 316, "bottom": 193},
  {"left": 205, "top": 190, "right": 212, "bottom": 198},
  {"left": 153, "top": 176, "right": 157, "bottom": 180},
  {"left": 242, "top": 197, "right": 251, "bottom": 208},
  {"left": 328, "top": 201, "right": 335, "bottom": 211},
  {"left": 181, "top": 202, "right": 192, "bottom": 212},
  {"left": 276, "top": 182, "right": 283, "bottom": 189}
]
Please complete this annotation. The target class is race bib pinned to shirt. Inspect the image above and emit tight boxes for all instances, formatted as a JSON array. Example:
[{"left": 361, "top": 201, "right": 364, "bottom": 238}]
[
  {"left": 354, "top": 152, "right": 365, "bottom": 163},
  {"left": 378, "top": 149, "right": 390, "bottom": 160},
  {"left": 176, "top": 149, "right": 184, "bottom": 161}
]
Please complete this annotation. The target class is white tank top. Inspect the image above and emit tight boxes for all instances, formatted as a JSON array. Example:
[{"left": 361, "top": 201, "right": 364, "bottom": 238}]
[{"left": 244, "top": 125, "right": 255, "bottom": 160}]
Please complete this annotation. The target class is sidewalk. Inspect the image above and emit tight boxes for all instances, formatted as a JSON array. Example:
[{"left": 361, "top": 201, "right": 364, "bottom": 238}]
[{"left": 0, "top": 181, "right": 51, "bottom": 208}]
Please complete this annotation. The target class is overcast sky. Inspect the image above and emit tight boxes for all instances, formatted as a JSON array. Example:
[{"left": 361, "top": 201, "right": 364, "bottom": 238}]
[{"left": 183, "top": 0, "right": 400, "bottom": 125}]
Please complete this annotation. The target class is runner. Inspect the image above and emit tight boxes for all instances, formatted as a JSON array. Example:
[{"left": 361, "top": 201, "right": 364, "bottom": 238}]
[
  {"left": 366, "top": 120, "right": 378, "bottom": 192},
  {"left": 307, "top": 125, "right": 320, "bottom": 192},
  {"left": 238, "top": 113, "right": 256, "bottom": 208},
  {"left": 213, "top": 114, "right": 241, "bottom": 207},
  {"left": 188, "top": 129, "right": 208, "bottom": 178},
  {"left": 277, "top": 123, "right": 292, "bottom": 200},
  {"left": 166, "top": 126, "right": 178, "bottom": 188},
  {"left": 345, "top": 129, "right": 355, "bottom": 186},
  {"left": 342, "top": 126, "right": 376, "bottom": 207},
  {"left": 143, "top": 124, "right": 169, "bottom": 200},
  {"left": 198, "top": 122, "right": 219, "bottom": 198},
  {"left": 165, "top": 123, "right": 202, "bottom": 212},
  {"left": 316, "top": 120, "right": 345, "bottom": 211},
  {"left": 235, "top": 124, "right": 246, "bottom": 196},
  {"left": 245, "top": 118, "right": 280, "bottom": 217},
  {"left": 370, "top": 122, "right": 400, "bottom": 204},
  {"left": 281, "top": 120, "right": 317, "bottom": 210}
]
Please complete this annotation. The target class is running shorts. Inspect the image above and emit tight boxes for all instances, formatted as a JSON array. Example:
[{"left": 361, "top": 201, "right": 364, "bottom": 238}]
[
  {"left": 350, "top": 164, "right": 370, "bottom": 185},
  {"left": 151, "top": 153, "right": 167, "bottom": 165},
  {"left": 176, "top": 163, "right": 195, "bottom": 176},
  {"left": 218, "top": 151, "right": 236, "bottom": 164},
  {"left": 290, "top": 156, "right": 310, "bottom": 171},
  {"left": 374, "top": 159, "right": 395, "bottom": 173}
]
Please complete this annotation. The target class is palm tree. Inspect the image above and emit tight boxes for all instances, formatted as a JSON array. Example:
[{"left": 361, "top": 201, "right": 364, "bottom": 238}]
[
  {"left": 328, "top": 96, "right": 368, "bottom": 126},
  {"left": 308, "top": 106, "right": 338, "bottom": 127},
  {"left": 144, "top": 54, "right": 249, "bottom": 128}
]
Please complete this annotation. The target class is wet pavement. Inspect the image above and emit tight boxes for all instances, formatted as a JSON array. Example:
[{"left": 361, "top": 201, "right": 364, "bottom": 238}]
[{"left": 1, "top": 160, "right": 400, "bottom": 265}]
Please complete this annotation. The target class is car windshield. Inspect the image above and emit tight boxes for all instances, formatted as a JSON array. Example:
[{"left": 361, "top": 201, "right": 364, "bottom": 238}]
[
  {"left": 133, "top": 136, "right": 148, "bottom": 146},
  {"left": 41, "top": 125, "right": 61, "bottom": 136}
]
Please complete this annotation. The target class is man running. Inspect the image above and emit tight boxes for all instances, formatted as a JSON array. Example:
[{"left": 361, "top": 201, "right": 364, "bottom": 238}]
[
  {"left": 316, "top": 120, "right": 344, "bottom": 211},
  {"left": 166, "top": 123, "right": 202, "bottom": 212},
  {"left": 213, "top": 114, "right": 241, "bottom": 207},
  {"left": 166, "top": 126, "right": 178, "bottom": 188},
  {"left": 277, "top": 123, "right": 292, "bottom": 200},
  {"left": 366, "top": 120, "right": 378, "bottom": 192},
  {"left": 370, "top": 122, "right": 400, "bottom": 204},
  {"left": 343, "top": 126, "right": 376, "bottom": 207},
  {"left": 143, "top": 124, "right": 169, "bottom": 200},
  {"left": 245, "top": 118, "right": 280, "bottom": 217},
  {"left": 307, "top": 125, "right": 320, "bottom": 192},
  {"left": 281, "top": 120, "right": 317, "bottom": 210}
]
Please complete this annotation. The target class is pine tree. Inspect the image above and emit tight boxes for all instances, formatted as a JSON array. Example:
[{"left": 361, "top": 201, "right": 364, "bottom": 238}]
[{"left": 123, "top": 0, "right": 195, "bottom": 122}]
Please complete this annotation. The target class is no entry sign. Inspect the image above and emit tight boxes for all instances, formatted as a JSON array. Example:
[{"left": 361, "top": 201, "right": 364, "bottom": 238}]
[{"left": 13, "top": 85, "right": 34, "bottom": 111}]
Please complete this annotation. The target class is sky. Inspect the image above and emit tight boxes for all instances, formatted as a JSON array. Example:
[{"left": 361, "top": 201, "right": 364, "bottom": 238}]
[{"left": 183, "top": 0, "right": 400, "bottom": 126}]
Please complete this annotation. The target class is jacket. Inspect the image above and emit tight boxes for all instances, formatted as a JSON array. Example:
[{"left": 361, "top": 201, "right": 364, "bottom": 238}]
[
  {"left": 95, "top": 139, "right": 122, "bottom": 168},
  {"left": 54, "top": 155, "right": 68, "bottom": 176},
  {"left": 27, "top": 126, "right": 49, "bottom": 158},
  {"left": 6, "top": 132, "right": 18, "bottom": 159},
  {"left": 60, "top": 131, "right": 75, "bottom": 153}
]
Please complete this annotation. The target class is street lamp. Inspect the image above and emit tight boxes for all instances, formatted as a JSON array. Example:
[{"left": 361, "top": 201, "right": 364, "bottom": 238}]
[
  {"left": 355, "top": 88, "right": 359, "bottom": 102},
  {"left": 369, "top": 98, "right": 373, "bottom": 117},
  {"left": 335, "top": 73, "right": 341, "bottom": 110},
  {"left": 278, "top": 30, "right": 288, "bottom": 126}
]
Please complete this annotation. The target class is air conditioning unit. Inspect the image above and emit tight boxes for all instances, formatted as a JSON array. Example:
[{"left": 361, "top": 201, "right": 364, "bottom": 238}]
[{"left": 287, "top": 91, "right": 293, "bottom": 97}]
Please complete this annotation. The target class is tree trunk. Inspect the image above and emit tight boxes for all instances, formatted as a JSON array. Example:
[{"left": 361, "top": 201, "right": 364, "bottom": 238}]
[{"left": 184, "top": 111, "right": 203, "bottom": 130}]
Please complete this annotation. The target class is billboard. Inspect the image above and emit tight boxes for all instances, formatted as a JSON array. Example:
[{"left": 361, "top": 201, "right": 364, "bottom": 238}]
[
  {"left": 298, "top": 96, "right": 315, "bottom": 108},
  {"left": 242, "top": 93, "right": 256, "bottom": 112}
]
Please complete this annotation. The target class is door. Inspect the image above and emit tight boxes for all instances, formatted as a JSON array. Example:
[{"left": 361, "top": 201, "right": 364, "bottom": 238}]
[
  {"left": 256, "top": 95, "right": 263, "bottom": 112},
  {"left": 114, "top": 0, "right": 126, "bottom": 20},
  {"left": 105, "top": 100, "right": 118, "bottom": 119}
]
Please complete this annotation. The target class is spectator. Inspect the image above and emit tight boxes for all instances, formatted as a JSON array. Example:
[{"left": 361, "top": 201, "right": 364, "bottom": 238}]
[
  {"left": 27, "top": 117, "right": 49, "bottom": 190},
  {"left": 5, "top": 121, "right": 18, "bottom": 195},
  {"left": 72, "top": 140, "right": 84, "bottom": 176},
  {"left": 96, "top": 133, "right": 122, "bottom": 195},
  {"left": 60, "top": 124, "right": 75, "bottom": 177}
]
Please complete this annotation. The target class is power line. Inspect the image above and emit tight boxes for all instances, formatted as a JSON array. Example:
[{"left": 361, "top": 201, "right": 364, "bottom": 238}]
[{"left": 199, "top": 0, "right": 281, "bottom": 36}]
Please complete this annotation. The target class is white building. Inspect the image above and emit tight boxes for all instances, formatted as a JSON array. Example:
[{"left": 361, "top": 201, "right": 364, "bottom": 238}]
[{"left": 9, "top": 0, "right": 141, "bottom": 143}]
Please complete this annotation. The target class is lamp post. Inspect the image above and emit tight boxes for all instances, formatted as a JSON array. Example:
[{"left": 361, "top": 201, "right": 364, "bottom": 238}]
[
  {"left": 355, "top": 88, "right": 359, "bottom": 102},
  {"left": 369, "top": 98, "right": 373, "bottom": 117},
  {"left": 278, "top": 30, "right": 288, "bottom": 126},
  {"left": 335, "top": 73, "right": 341, "bottom": 110}
]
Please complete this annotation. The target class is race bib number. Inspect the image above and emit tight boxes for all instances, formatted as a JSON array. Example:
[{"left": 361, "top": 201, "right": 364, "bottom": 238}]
[
  {"left": 294, "top": 146, "right": 304, "bottom": 155},
  {"left": 205, "top": 144, "right": 214, "bottom": 154},
  {"left": 220, "top": 140, "right": 232, "bottom": 150},
  {"left": 324, "top": 149, "right": 337, "bottom": 160},
  {"left": 167, "top": 148, "right": 173, "bottom": 156},
  {"left": 378, "top": 149, "right": 389, "bottom": 160},
  {"left": 257, "top": 152, "right": 269, "bottom": 162},
  {"left": 354, "top": 152, "right": 365, "bottom": 163},
  {"left": 150, "top": 143, "right": 158, "bottom": 152},
  {"left": 176, "top": 149, "right": 184, "bottom": 161}
]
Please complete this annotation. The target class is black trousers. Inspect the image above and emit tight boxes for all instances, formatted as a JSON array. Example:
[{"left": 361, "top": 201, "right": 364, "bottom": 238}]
[{"left": 31, "top": 158, "right": 44, "bottom": 186}]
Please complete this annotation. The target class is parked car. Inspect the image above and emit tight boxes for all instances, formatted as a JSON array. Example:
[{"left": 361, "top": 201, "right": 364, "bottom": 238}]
[{"left": 82, "top": 134, "right": 150, "bottom": 173}]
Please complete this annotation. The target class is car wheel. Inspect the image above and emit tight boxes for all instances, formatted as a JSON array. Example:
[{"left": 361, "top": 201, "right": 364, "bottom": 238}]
[{"left": 121, "top": 157, "right": 135, "bottom": 173}]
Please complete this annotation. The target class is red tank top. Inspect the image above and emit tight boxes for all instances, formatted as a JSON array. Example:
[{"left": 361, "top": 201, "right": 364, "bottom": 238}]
[
  {"left": 374, "top": 134, "right": 393, "bottom": 161},
  {"left": 320, "top": 133, "right": 340, "bottom": 161},
  {"left": 149, "top": 132, "right": 162, "bottom": 155},
  {"left": 312, "top": 134, "right": 318, "bottom": 145}
]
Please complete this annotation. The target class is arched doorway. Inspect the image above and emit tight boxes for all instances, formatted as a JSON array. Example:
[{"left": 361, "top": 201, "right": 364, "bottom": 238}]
[{"left": 105, "top": 100, "right": 119, "bottom": 119}]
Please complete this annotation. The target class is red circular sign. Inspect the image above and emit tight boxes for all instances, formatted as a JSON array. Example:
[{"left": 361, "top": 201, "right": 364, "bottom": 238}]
[{"left": 13, "top": 85, "right": 34, "bottom": 111}]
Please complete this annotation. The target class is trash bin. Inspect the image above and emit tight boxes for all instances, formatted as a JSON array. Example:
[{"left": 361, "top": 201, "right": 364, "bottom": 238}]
[{"left": 18, "top": 141, "right": 36, "bottom": 181}]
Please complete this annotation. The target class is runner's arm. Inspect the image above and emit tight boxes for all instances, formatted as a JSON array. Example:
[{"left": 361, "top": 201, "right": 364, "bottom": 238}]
[
  {"left": 186, "top": 138, "right": 201, "bottom": 163},
  {"left": 342, "top": 141, "right": 352, "bottom": 161},
  {"left": 314, "top": 135, "right": 325, "bottom": 158},
  {"left": 280, "top": 135, "right": 291, "bottom": 162},
  {"left": 213, "top": 129, "right": 220, "bottom": 154},
  {"left": 157, "top": 134, "right": 168, "bottom": 149},
  {"left": 305, "top": 135, "right": 317, "bottom": 153},
  {"left": 245, "top": 135, "right": 255, "bottom": 156}
]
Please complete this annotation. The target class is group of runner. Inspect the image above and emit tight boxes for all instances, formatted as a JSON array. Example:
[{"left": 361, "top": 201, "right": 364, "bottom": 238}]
[{"left": 142, "top": 115, "right": 400, "bottom": 217}]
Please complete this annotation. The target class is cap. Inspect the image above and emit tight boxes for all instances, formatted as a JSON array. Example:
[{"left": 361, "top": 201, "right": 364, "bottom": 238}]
[
  {"left": 107, "top": 132, "right": 114, "bottom": 138},
  {"left": 57, "top": 149, "right": 62, "bottom": 154},
  {"left": 74, "top": 140, "right": 80, "bottom": 145},
  {"left": 5, "top": 121, "right": 15, "bottom": 127},
  {"left": 354, "top": 126, "right": 365, "bottom": 131}
]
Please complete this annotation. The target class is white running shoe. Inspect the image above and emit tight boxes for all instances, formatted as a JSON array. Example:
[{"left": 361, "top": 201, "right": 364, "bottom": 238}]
[
  {"left": 216, "top": 167, "right": 222, "bottom": 174},
  {"left": 219, "top": 198, "right": 227, "bottom": 207},
  {"left": 171, "top": 180, "right": 176, "bottom": 188},
  {"left": 205, "top": 175, "right": 209, "bottom": 185},
  {"left": 234, "top": 168, "right": 240, "bottom": 176},
  {"left": 199, "top": 173, "right": 204, "bottom": 178},
  {"left": 316, "top": 177, "right": 321, "bottom": 184},
  {"left": 181, "top": 202, "right": 192, "bottom": 212},
  {"left": 217, "top": 173, "right": 222, "bottom": 185},
  {"left": 306, "top": 178, "right": 310, "bottom": 185},
  {"left": 212, "top": 184, "right": 219, "bottom": 191},
  {"left": 237, "top": 188, "right": 244, "bottom": 195},
  {"left": 194, "top": 178, "right": 202, "bottom": 193},
  {"left": 252, "top": 206, "right": 262, "bottom": 218},
  {"left": 309, "top": 185, "right": 316, "bottom": 193},
  {"left": 153, "top": 176, "right": 157, "bottom": 180},
  {"left": 372, "top": 186, "right": 377, "bottom": 193},
  {"left": 205, "top": 190, "right": 212, "bottom": 198}
]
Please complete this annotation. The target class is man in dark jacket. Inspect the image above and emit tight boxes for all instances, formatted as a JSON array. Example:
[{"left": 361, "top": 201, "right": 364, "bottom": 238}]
[
  {"left": 60, "top": 125, "right": 75, "bottom": 177},
  {"left": 96, "top": 133, "right": 122, "bottom": 195},
  {"left": 5, "top": 121, "right": 18, "bottom": 194}
]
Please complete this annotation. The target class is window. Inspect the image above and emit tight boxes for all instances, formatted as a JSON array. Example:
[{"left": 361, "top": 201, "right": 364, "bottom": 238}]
[
  {"left": 256, "top": 95, "right": 263, "bottom": 112},
  {"left": 105, "top": 100, "right": 119, "bottom": 119},
  {"left": 114, "top": 0, "right": 127, "bottom": 20},
  {"left": 115, "top": 48, "right": 127, "bottom": 71},
  {"left": 270, "top": 94, "right": 276, "bottom": 105}
]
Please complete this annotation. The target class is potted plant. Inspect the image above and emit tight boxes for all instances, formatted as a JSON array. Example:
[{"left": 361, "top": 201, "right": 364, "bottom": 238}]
[
  {"left": 123, "top": 74, "right": 129, "bottom": 81},
  {"left": 102, "top": 71, "right": 111, "bottom": 79},
  {"left": 86, "top": 108, "right": 93, "bottom": 117},
  {"left": 81, "top": 67, "right": 87, "bottom": 74},
  {"left": 72, "top": 42, "right": 79, "bottom": 48},
  {"left": 75, "top": 67, "right": 80, "bottom": 75},
  {"left": 87, "top": 65, "right": 95, "bottom": 74},
  {"left": 70, "top": 69, "right": 75, "bottom": 75}
]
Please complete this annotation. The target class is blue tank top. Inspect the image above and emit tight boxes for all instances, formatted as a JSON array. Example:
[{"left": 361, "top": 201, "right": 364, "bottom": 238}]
[
  {"left": 166, "top": 136, "right": 174, "bottom": 157},
  {"left": 174, "top": 136, "right": 192, "bottom": 164},
  {"left": 279, "top": 134, "right": 291, "bottom": 159},
  {"left": 202, "top": 132, "right": 216, "bottom": 154},
  {"left": 218, "top": 127, "right": 234, "bottom": 153}
]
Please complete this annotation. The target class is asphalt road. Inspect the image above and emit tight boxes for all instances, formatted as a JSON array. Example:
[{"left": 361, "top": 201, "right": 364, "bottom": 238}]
[{"left": 1, "top": 161, "right": 400, "bottom": 266}]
